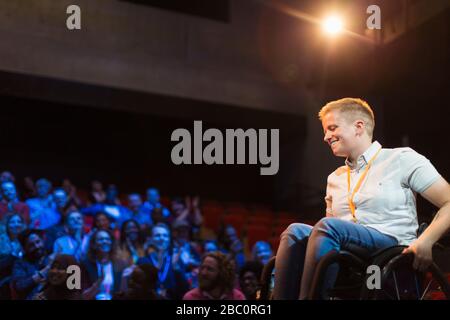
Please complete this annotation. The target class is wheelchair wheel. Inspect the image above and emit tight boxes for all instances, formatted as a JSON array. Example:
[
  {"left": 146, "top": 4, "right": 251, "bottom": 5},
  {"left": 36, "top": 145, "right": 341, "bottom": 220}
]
[{"left": 365, "top": 252, "right": 450, "bottom": 300}]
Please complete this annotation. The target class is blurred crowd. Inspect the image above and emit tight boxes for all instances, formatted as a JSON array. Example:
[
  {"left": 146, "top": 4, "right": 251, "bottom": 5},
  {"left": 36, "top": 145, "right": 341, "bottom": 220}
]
[{"left": 0, "top": 171, "right": 274, "bottom": 300}]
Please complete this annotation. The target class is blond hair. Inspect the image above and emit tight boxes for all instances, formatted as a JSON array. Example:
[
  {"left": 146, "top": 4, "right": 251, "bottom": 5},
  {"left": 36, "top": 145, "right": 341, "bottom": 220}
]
[{"left": 318, "top": 98, "right": 375, "bottom": 137}]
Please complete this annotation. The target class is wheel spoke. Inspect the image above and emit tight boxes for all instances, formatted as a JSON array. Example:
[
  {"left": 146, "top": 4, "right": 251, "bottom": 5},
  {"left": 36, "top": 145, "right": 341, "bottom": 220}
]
[
  {"left": 392, "top": 271, "right": 401, "bottom": 300},
  {"left": 420, "top": 278, "right": 433, "bottom": 300}
]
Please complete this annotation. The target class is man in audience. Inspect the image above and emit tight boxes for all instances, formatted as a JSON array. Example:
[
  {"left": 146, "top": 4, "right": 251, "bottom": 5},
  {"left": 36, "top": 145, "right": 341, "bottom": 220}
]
[
  {"left": 143, "top": 187, "right": 170, "bottom": 218},
  {"left": 183, "top": 251, "right": 245, "bottom": 300},
  {"left": 127, "top": 193, "right": 152, "bottom": 228},
  {"left": 11, "top": 230, "right": 54, "bottom": 299},
  {"left": 0, "top": 181, "right": 30, "bottom": 224},
  {"left": 251, "top": 241, "right": 273, "bottom": 266},
  {"left": 25, "top": 179, "right": 60, "bottom": 230},
  {"left": 43, "top": 188, "right": 77, "bottom": 251},
  {"left": 82, "top": 185, "right": 131, "bottom": 228}
]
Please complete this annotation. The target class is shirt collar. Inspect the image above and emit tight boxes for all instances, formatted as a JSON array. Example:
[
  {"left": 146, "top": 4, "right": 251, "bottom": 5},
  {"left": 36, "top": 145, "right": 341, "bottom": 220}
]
[{"left": 345, "top": 140, "right": 382, "bottom": 170}]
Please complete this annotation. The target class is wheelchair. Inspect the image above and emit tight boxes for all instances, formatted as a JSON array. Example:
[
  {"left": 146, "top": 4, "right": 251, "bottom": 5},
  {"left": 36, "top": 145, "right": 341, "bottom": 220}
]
[{"left": 259, "top": 224, "right": 450, "bottom": 300}]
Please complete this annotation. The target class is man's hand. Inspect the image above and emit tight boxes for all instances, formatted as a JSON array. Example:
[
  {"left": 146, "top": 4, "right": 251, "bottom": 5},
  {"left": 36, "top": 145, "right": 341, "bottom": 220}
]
[{"left": 402, "top": 239, "right": 433, "bottom": 272}]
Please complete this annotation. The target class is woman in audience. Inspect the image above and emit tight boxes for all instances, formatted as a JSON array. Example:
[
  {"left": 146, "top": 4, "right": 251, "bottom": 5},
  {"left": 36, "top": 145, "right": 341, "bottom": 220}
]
[
  {"left": 113, "top": 263, "right": 161, "bottom": 300},
  {"left": 81, "top": 229, "right": 126, "bottom": 300},
  {"left": 32, "top": 254, "right": 82, "bottom": 300},
  {"left": 117, "top": 219, "right": 146, "bottom": 266},
  {"left": 53, "top": 211, "right": 88, "bottom": 261},
  {"left": 0, "top": 213, "right": 26, "bottom": 258},
  {"left": 89, "top": 180, "right": 106, "bottom": 204},
  {"left": 138, "top": 223, "right": 189, "bottom": 299}
]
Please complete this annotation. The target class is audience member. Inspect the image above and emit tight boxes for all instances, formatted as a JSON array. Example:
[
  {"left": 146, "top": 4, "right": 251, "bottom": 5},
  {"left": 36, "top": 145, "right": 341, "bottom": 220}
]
[
  {"left": 183, "top": 252, "right": 245, "bottom": 300},
  {"left": 26, "top": 179, "right": 60, "bottom": 230},
  {"left": 0, "top": 181, "right": 30, "bottom": 225},
  {"left": 0, "top": 213, "right": 26, "bottom": 258},
  {"left": 117, "top": 219, "right": 146, "bottom": 266},
  {"left": 32, "top": 254, "right": 82, "bottom": 300},
  {"left": 11, "top": 230, "right": 54, "bottom": 299},
  {"left": 53, "top": 211, "right": 87, "bottom": 261},
  {"left": 138, "top": 223, "right": 189, "bottom": 299},
  {"left": 239, "top": 261, "right": 264, "bottom": 300},
  {"left": 81, "top": 229, "right": 125, "bottom": 300},
  {"left": 251, "top": 241, "right": 273, "bottom": 266}
]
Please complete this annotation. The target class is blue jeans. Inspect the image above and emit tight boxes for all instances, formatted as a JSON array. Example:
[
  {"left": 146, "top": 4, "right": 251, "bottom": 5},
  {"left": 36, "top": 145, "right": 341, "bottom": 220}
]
[{"left": 273, "top": 217, "right": 398, "bottom": 299}]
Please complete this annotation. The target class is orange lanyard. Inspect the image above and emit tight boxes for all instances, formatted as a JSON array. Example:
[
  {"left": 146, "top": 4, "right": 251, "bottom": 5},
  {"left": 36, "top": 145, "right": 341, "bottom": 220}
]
[{"left": 347, "top": 148, "right": 381, "bottom": 222}]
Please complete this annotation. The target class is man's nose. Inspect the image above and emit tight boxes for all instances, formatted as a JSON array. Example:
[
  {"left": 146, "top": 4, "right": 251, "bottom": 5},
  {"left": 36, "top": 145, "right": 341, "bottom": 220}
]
[{"left": 323, "top": 131, "right": 331, "bottom": 143}]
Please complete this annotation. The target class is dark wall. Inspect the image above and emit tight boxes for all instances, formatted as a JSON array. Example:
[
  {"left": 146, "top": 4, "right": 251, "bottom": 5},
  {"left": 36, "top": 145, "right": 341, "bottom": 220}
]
[{"left": 1, "top": 93, "right": 305, "bottom": 206}]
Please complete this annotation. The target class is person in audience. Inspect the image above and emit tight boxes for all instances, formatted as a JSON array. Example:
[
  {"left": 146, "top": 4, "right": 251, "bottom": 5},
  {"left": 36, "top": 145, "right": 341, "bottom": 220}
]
[
  {"left": 238, "top": 261, "right": 264, "bottom": 300},
  {"left": 0, "top": 181, "right": 30, "bottom": 224},
  {"left": 23, "top": 177, "right": 37, "bottom": 199},
  {"left": 80, "top": 211, "right": 115, "bottom": 258},
  {"left": 44, "top": 188, "right": 78, "bottom": 251},
  {"left": 127, "top": 193, "right": 152, "bottom": 229},
  {"left": 172, "top": 219, "right": 202, "bottom": 288},
  {"left": 0, "top": 213, "right": 26, "bottom": 258},
  {"left": 117, "top": 219, "right": 146, "bottom": 266},
  {"left": 11, "top": 230, "right": 55, "bottom": 299},
  {"left": 138, "top": 223, "right": 189, "bottom": 299},
  {"left": 32, "top": 254, "right": 82, "bottom": 300},
  {"left": 89, "top": 180, "right": 106, "bottom": 204},
  {"left": 217, "top": 224, "right": 245, "bottom": 271},
  {"left": 113, "top": 263, "right": 161, "bottom": 300},
  {"left": 62, "top": 179, "right": 83, "bottom": 208},
  {"left": 53, "top": 211, "right": 87, "bottom": 261},
  {"left": 0, "top": 171, "right": 15, "bottom": 203},
  {"left": 171, "top": 196, "right": 203, "bottom": 229},
  {"left": 183, "top": 251, "right": 245, "bottom": 300},
  {"left": 26, "top": 179, "right": 60, "bottom": 230},
  {"left": 81, "top": 229, "right": 126, "bottom": 300},
  {"left": 251, "top": 241, "right": 274, "bottom": 266},
  {"left": 143, "top": 188, "right": 170, "bottom": 218},
  {"left": 0, "top": 171, "right": 15, "bottom": 183},
  {"left": 0, "top": 214, "right": 26, "bottom": 299},
  {"left": 203, "top": 240, "right": 219, "bottom": 254},
  {"left": 151, "top": 207, "right": 170, "bottom": 226},
  {"left": 82, "top": 185, "right": 131, "bottom": 228}
]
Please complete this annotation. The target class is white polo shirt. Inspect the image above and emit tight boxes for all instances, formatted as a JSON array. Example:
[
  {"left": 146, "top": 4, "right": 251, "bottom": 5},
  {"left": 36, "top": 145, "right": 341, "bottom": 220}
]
[{"left": 325, "top": 141, "right": 441, "bottom": 245}]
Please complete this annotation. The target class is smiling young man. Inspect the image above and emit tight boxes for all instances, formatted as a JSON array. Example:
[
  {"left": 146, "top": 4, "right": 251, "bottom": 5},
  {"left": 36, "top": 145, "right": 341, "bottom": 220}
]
[{"left": 273, "top": 97, "right": 450, "bottom": 299}]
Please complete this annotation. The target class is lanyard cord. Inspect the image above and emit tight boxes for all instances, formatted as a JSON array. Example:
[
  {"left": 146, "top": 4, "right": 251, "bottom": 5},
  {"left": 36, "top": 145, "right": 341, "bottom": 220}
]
[
  {"left": 151, "top": 252, "right": 171, "bottom": 284},
  {"left": 347, "top": 148, "right": 382, "bottom": 222}
]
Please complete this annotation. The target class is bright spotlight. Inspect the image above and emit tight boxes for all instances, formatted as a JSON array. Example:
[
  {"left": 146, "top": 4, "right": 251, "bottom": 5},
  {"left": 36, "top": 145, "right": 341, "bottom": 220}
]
[{"left": 322, "top": 15, "right": 343, "bottom": 35}]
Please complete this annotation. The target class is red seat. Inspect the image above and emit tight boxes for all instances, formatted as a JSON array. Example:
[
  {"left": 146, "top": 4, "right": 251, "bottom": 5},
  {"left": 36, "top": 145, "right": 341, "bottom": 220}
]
[
  {"left": 273, "top": 224, "right": 287, "bottom": 238},
  {"left": 276, "top": 217, "right": 297, "bottom": 228},
  {"left": 268, "top": 235, "right": 280, "bottom": 252},
  {"left": 246, "top": 225, "right": 272, "bottom": 251},
  {"left": 248, "top": 215, "right": 272, "bottom": 225},
  {"left": 223, "top": 214, "right": 245, "bottom": 237},
  {"left": 202, "top": 207, "right": 224, "bottom": 231}
]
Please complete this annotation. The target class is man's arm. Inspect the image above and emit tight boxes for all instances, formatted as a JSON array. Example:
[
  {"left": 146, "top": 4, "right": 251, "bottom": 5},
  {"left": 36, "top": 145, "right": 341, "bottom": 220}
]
[{"left": 403, "top": 177, "right": 450, "bottom": 271}]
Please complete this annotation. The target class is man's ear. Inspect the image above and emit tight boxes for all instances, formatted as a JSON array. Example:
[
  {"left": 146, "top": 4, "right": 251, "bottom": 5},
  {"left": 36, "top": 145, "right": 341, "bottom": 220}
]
[{"left": 354, "top": 119, "right": 365, "bottom": 136}]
